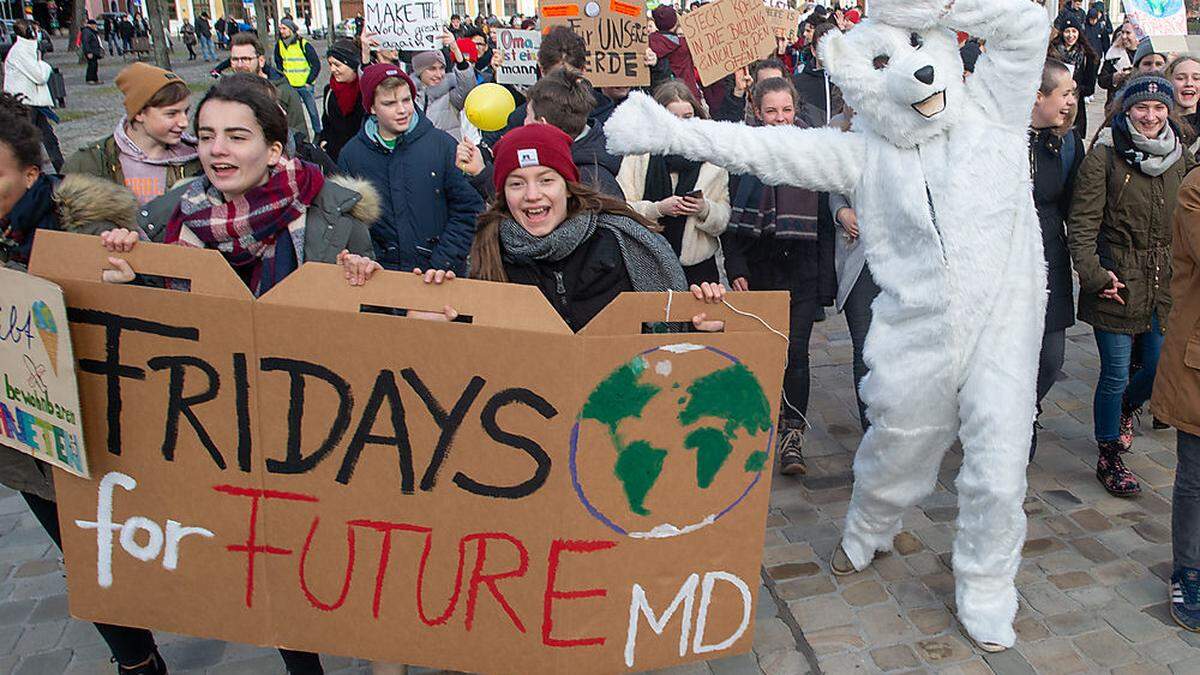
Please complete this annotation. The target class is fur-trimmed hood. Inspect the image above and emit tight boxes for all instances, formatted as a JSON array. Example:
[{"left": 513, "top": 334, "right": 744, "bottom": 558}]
[
  {"left": 323, "top": 174, "right": 381, "bottom": 225},
  {"left": 53, "top": 174, "right": 139, "bottom": 234}
]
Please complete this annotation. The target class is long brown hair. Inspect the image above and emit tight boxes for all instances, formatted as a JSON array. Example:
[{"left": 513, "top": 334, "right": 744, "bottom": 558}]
[{"left": 470, "top": 180, "right": 659, "bottom": 282}]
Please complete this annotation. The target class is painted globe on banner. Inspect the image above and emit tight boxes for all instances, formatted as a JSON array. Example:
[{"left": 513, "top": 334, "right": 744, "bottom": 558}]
[{"left": 570, "top": 344, "right": 774, "bottom": 540}]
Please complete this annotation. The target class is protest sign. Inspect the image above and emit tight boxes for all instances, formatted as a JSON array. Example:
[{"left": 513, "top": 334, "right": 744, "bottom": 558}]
[
  {"left": 0, "top": 268, "right": 87, "bottom": 477},
  {"left": 680, "top": 0, "right": 774, "bottom": 86},
  {"left": 497, "top": 28, "right": 541, "bottom": 86},
  {"left": 1122, "top": 0, "right": 1188, "bottom": 52},
  {"left": 765, "top": 6, "right": 800, "bottom": 42},
  {"left": 364, "top": 0, "right": 444, "bottom": 51},
  {"left": 539, "top": 0, "right": 650, "bottom": 87},
  {"left": 31, "top": 231, "right": 788, "bottom": 673}
]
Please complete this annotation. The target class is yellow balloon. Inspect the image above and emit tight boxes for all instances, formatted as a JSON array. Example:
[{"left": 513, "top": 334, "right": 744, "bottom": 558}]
[{"left": 464, "top": 83, "right": 517, "bottom": 132}]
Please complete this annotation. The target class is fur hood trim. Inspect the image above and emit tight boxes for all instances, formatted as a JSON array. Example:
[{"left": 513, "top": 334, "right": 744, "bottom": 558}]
[
  {"left": 327, "top": 175, "right": 382, "bottom": 225},
  {"left": 53, "top": 174, "right": 138, "bottom": 233}
]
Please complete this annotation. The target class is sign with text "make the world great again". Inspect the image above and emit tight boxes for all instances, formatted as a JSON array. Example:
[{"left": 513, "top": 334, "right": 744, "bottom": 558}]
[
  {"left": 680, "top": 0, "right": 774, "bottom": 86},
  {"left": 0, "top": 267, "right": 87, "bottom": 477},
  {"left": 30, "top": 231, "right": 788, "bottom": 673},
  {"left": 540, "top": 0, "right": 650, "bottom": 88},
  {"left": 364, "top": 0, "right": 444, "bottom": 51}
]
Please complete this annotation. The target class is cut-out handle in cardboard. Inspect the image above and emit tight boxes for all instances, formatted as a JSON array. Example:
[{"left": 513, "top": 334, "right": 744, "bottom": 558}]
[
  {"left": 579, "top": 290, "right": 791, "bottom": 336},
  {"left": 256, "top": 263, "right": 572, "bottom": 333},
  {"left": 28, "top": 231, "right": 254, "bottom": 300}
]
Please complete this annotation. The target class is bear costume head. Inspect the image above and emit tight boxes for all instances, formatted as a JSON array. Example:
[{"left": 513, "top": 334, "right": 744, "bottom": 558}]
[{"left": 819, "top": 18, "right": 965, "bottom": 148}]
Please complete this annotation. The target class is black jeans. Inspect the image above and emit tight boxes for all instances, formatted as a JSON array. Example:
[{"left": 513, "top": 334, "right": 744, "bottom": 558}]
[
  {"left": 781, "top": 291, "right": 819, "bottom": 429},
  {"left": 20, "top": 492, "right": 158, "bottom": 667},
  {"left": 1030, "top": 329, "right": 1066, "bottom": 458},
  {"left": 843, "top": 265, "right": 879, "bottom": 431},
  {"left": 85, "top": 55, "right": 98, "bottom": 82},
  {"left": 33, "top": 109, "right": 62, "bottom": 172},
  {"left": 1175, "top": 430, "right": 1200, "bottom": 573}
]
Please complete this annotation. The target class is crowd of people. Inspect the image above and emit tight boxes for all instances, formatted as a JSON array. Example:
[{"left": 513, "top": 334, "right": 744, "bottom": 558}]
[{"left": 1, "top": 0, "right": 1200, "bottom": 671}]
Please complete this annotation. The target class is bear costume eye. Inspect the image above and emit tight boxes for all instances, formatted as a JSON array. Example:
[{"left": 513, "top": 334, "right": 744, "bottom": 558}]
[
  {"left": 873, "top": 55, "right": 891, "bottom": 70},
  {"left": 910, "top": 32, "right": 924, "bottom": 49}
]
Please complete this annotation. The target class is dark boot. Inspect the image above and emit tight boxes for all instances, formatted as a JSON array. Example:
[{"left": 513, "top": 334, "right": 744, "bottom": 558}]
[
  {"left": 116, "top": 649, "right": 167, "bottom": 675},
  {"left": 1096, "top": 440, "right": 1141, "bottom": 497}
]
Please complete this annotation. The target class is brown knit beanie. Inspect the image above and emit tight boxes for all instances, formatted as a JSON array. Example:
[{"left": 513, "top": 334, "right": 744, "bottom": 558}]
[{"left": 116, "top": 63, "right": 185, "bottom": 117}]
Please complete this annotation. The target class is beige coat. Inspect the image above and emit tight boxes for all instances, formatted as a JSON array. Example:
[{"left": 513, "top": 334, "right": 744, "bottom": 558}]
[
  {"left": 1151, "top": 168, "right": 1200, "bottom": 436},
  {"left": 616, "top": 153, "right": 730, "bottom": 266}
]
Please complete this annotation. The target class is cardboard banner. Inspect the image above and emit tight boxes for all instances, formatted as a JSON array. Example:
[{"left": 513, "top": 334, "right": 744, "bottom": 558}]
[
  {"left": 0, "top": 268, "right": 87, "bottom": 477},
  {"left": 765, "top": 6, "right": 800, "bottom": 42},
  {"left": 363, "top": 0, "right": 444, "bottom": 51},
  {"left": 497, "top": 28, "right": 542, "bottom": 86},
  {"left": 539, "top": 0, "right": 650, "bottom": 88},
  {"left": 680, "top": 0, "right": 774, "bottom": 86},
  {"left": 30, "top": 232, "right": 788, "bottom": 674}
]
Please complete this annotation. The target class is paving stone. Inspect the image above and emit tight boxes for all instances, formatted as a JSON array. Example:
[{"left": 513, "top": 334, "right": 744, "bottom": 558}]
[
  {"left": 803, "top": 623, "right": 865, "bottom": 656},
  {"left": 1133, "top": 521, "right": 1172, "bottom": 544},
  {"left": 159, "top": 638, "right": 228, "bottom": 670},
  {"left": 14, "top": 620, "right": 65, "bottom": 654},
  {"left": 1013, "top": 616, "right": 1051, "bottom": 642},
  {"left": 13, "top": 647, "right": 72, "bottom": 675},
  {"left": 707, "top": 652, "right": 761, "bottom": 675},
  {"left": 1144, "top": 601, "right": 1178, "bottom": 628},
  {"left": 841, "top": 580, "right": 887, "bottom": 607},
  {"left": 872, "top": 556, "right": 911, "bottom": 582},
  {"left": 1094, "top": 559, "right": 1150, "bottom": 586},
  {"left": 904, "top": 553, "right": 945, "bottom": 576},
  {"left": 1020, "top": 582, "right": 1079, "bottom": 615},
  {"left": 1046, "top": 610, "right": 1104, "bottom": 636},
  {"left": 1064, "top": 584, "right": 1118, "bottom": 609},
  {"left": 27, "top": 594, "right": 69, "bottom": 624},
  {"left": 0, "top": 600, "right": 35, "bottom": 627},
  {"left": 1102, "top": 604, "right": 1172, "bottom": 642},
  {"left": 1068, "top": 536, "right": 1118, "bottom": 563},
  {"left": 888, "top": 580, "right": 939, "bottom": 609},
  {"left": 1072, "top": 628, "right": 1139, "bottom": 667},
  {"left": 787, "top": 596, "right": 853, "bottom": 632},
  {"left": 774, "top": 576, "right": 835, "bottom": 601},
  {"left": 762, "top": 543, "right": 815, "bottom": 567},
  {"left": 1051, "top": 566, "right": 1099, "bottom": 588},
  {"left": 913, "top": 635, "right": 971, "bottom": 665},
  {"left": 1022, "top": 537, "right": 1067, "bottom": 557},
  {"left": 1136, "top": 635, "right": 1198, "bottom": 665},
  {"left": 857, "top": 604, "right": 915, "bottom": 644},
  {"left": 1041, "top": 489, "right": 1084, "bottom": 509},
  {"left": 756, "top": 649, "right": 806, "bottom": 675},
  {"left": 11, "top": 559, "right": 59, "bottom": 579},
  {"left": 767, "top": 562, "right": 820, "bottom": 581},
  {"left": 1112, "top": 665, "right": 1172, "bottom": 675},
  {"left": 816, "top": 651, "right": 870, "bottom": 673},
  {"left": 1017, "top": 637, "right": 1090, "bottom": 674},
  {"left": 1067, "top": 508, "right": 1112, "bottom": 532},
  {"left": 1116, "top": 577, "right": 1169, "bottom": 608},
  {"left": 907, "top": 606, "right": 952, "bottom": 636},
  {"left": 752, "top": 618, "right": 794, "bottom": 654},
  {"left": 1130, "top": 544, "right": 1173, "bottom": 568},
  {"left": 939, "top": 659, "right": 992, "bottom": 675},
  {"left": 893, "top": 532, "right": 924, "bottom": 555},
  {"left": 869, "top": 644, "right": 919, "bottom": 671},
  {"left": 982, "top": 648, "right": 1038, "bottom": 675}
]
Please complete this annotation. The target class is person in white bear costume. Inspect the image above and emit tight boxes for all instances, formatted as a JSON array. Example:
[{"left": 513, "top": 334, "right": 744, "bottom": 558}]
[{"left": 606, "top": 0, "right": 1049, "bottom": 651}]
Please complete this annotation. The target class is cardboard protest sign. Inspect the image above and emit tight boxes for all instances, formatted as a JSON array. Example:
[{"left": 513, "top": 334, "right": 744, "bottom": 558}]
[
  {"left": 497, "top": 28, "right": 541, "bottom": 86},
  {"left": 539, "top": 0, "right": 650, "bottom": 87},
  {"left": 680, "top": 0, "right": 774, "bottom": 86},
  {"left": 765, "top": 6, "right": 800, "bottom": 42},
  {"left": 31, "top": 231, "right": 788, "bottom": 673},
  {"left": 0, "top": 268, "right": 87, "bottom": 477},
  {"left": 363, "top": 0, "right": 444, "bottom": 51}
]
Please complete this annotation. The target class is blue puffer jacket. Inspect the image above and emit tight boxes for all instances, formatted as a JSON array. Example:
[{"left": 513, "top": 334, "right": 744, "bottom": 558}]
[{"left": 336, "top": 112, "right": 484, "bottom": 274}]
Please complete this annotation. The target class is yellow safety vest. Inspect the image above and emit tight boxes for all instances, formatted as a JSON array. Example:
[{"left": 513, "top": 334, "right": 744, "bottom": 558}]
[{"left": 279, "top": 39, "right": 310, "bottom": 87}]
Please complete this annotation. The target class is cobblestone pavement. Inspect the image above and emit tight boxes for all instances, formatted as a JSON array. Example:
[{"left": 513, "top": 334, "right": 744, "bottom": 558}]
[{"left": 0, "top": 38, "right": 1195, "bottom": 674}]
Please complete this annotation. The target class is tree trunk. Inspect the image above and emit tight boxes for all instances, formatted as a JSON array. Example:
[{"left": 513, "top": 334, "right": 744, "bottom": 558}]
[
  {"left": 69, "top": 0, "right": 86, "bottom": 53},
  {"left": 252, "top": 0, "right": 270, "bottom": 53},
  {"left": 146, "top": 0, "right": 172, "bottom": 69}
]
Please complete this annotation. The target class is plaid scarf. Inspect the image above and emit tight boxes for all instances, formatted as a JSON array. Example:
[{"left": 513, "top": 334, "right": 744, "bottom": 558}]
[
  {"left": 728, "top": 174, "right": 820, "bottom": 240},
  {"left": 164, "top": 158, "right": 325, "bottom": 296}
]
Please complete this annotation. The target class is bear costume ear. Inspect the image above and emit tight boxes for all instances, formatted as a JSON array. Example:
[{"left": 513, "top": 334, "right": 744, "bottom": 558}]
[
  {"left": 869, "top": 0, "right": 952, "bottom": 29},
  {"left": 818, "top": 28, "right": 871, "bottom": 95}
]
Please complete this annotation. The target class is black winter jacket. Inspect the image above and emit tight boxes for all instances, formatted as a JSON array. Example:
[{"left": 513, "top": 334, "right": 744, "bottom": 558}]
[
  {"left": 1030, "top": 127, "right": 1084, "bottom": 333},
  {"left": 571, "top": 124, "right": 624, "bottom": 198},
  {"left": 318, "top": 84, "right": 366, "bottom": 162},
  {"left": 503, "top": 227, "right": 633, "bottom": 332}
]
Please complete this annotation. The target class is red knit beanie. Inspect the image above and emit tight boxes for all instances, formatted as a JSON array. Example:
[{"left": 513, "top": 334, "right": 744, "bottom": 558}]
[
  {"left": 359, "top": 63, "right": 416, "bottom": 113},
  {"left": 492, "top": 124, "right": 580, "bottom": 192}
]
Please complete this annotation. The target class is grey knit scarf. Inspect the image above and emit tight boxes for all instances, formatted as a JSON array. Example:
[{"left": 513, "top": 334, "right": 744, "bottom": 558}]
[
  {"left": 500, "top": 211, "right": 688, "bottom": 292},
  {"left": 1125, "top": 115, "right": 1183, "bottom": 177}
]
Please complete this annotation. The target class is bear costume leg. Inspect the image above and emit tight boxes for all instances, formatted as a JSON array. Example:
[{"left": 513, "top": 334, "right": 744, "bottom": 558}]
[
  {"left": 840, "top": 293, "right": 960, "bottom": 570},
  {"left": 950, "top": 277, "right": 1042, "bottom": 649}
]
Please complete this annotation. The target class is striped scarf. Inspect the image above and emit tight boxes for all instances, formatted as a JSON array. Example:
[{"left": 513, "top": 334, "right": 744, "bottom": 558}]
[{"left": 164, "top": 158, "right": 324, "bottom": 296}]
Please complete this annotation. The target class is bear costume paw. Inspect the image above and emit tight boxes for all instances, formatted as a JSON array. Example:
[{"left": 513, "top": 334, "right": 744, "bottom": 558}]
[
  {"left": 869, "top": 0, "right": 955, "bottom": 29},
  {"left": 605, "top": 91, "right": 679, "bottom": 157}
]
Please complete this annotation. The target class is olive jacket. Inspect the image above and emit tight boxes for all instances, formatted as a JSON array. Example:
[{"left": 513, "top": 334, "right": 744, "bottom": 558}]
[{"left": 1067, "top": 138, "right": 1194, "bottom": 334}]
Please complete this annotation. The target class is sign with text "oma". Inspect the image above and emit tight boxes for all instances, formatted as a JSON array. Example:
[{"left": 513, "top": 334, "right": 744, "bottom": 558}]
[{"left": 30, "top": 232, "right": 788, "bottom": 673}]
